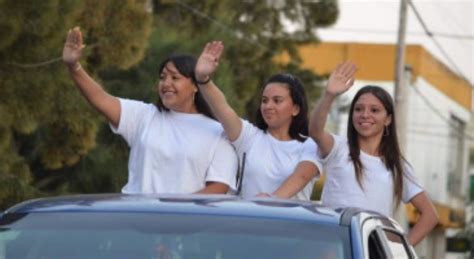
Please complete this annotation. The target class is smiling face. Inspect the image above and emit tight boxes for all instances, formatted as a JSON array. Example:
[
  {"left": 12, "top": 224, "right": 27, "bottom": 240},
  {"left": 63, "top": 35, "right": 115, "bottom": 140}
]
[
  {"left": 157, "top": 61, "right": 197, "bottom": 113},
  {"left": 351, "top": 93, "right": 392, "bottom": 140},
  {"left": 260, "top": 83, "right": 300, "bottom": 132}
]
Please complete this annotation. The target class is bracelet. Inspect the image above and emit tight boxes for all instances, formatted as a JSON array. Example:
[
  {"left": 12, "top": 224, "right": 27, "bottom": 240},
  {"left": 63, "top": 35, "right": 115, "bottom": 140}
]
[
  {"left": 69, "top": 63, "right": 82, "bottom": 72},
  {"left": 195, "top": 76, "right": 211, "bottom": 85}
]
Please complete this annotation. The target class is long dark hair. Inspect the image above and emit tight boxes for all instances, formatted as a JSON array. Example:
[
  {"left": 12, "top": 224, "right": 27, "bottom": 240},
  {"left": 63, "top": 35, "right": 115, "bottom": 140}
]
[
  {"left": 347, "top": 85, "right": 405, "bottom": 206},
  {"left": 156, "top": 54, "right": 214, "bottom": 119},
  {"left": 255, "top": 73, "right": 308, "bottom": 142}
]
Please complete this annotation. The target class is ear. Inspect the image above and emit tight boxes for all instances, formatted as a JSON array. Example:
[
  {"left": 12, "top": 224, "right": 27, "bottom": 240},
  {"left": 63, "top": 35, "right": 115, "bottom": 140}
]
[
  {"left": 292, "top": 104, "right": 300, "bottom": 117},
  {"left": 384, "top": 114, "right": 392, "bottom": 126}
]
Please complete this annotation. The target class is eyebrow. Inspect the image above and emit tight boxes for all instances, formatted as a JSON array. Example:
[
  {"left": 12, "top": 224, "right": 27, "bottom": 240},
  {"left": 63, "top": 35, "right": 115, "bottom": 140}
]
[{"left": 262, "top": 95, "right": 285, "bottom": 99}]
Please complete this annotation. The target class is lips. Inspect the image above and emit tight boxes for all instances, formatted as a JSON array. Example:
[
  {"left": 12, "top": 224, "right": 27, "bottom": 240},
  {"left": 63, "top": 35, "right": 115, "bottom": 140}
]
[
  {"left": 161, "top": 90, "right": 176, "bottom": 98},
  {"left": 359, "top": 122, "right": 372, "bottom": 127},
  {"left": 262, "top": 112, "right": 275, "bottom": 119}
]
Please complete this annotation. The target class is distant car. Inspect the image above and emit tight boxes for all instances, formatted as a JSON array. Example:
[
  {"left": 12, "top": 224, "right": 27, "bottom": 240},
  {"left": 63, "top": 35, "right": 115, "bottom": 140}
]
[{"left": 0, "top": 194, "right": 417, "bottom": 259}]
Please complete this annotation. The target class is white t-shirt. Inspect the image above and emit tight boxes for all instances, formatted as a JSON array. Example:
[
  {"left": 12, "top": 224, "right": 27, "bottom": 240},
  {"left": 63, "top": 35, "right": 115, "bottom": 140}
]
[
  {"left": 111, "top": 98, "right": 238, "bottom": 194},
  {"left": 321, "top": 134, "right": 423, "bottom": 217},
  {"left": 232, "top": 119, "right": 322, "bottom": 200}
]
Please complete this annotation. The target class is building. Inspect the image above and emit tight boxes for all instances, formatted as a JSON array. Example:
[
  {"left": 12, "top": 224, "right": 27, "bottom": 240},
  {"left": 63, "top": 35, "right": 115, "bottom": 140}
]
[{"left": 279, "top": 42, "right": 473, "bottom": 258}]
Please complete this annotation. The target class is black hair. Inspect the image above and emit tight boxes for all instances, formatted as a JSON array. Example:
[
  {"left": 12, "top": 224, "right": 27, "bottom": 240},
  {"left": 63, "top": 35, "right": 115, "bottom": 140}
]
[
  {"left": 347, "top": 85, "right": 405, "bottom": 206},
  {"left": 255, "top": 73, "right": 308, "bottom": 142},
  {"left": 156, "top": 54, "right": 214, "bottom": 119}
]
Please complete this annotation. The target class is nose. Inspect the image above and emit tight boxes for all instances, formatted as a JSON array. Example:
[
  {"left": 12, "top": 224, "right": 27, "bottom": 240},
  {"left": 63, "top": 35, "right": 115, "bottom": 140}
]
[
  {"left": 262, "top": 101, "right": 274, "bottom": 110},
  {"left": 361, "top": 108, "right": 370, "bottom": 118},
  {"left": 158, "top": 77, "right": 172, "bottom": 89}
]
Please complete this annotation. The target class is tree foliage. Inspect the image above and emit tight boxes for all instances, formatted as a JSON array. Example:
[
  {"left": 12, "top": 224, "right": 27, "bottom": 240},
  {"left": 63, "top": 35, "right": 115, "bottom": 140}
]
[
  {"left": 0, "top": 0, "right": 152, "bottom": 208},
  {"left": 153, "top": 0, "right": 337, "bottom": 118}
]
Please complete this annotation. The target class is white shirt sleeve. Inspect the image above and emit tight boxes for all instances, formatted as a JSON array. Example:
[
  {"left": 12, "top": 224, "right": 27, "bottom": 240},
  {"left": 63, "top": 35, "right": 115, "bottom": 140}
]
[
  {"left": 321, "top": 134, "right": 347, "bottom": 172},
  {"left": 299, "top": 139, "right": 323, "bottom": 174},
  {"left": 402, "top": 163, "right": 424, "bottom": 203},
  {"left": 206, "top": 135, "right": 239, "bottom": 190},
  {"left": 110, "top": 98, "right": 155, "bottom": 147},
  {"left": 231, "top": 119, "right": 261, "bottom": 155}
]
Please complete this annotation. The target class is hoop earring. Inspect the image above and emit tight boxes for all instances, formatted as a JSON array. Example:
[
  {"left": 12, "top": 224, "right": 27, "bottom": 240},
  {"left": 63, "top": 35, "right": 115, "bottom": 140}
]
[{"left": 383, "top": 125, "right": 389, "bottom": 136}]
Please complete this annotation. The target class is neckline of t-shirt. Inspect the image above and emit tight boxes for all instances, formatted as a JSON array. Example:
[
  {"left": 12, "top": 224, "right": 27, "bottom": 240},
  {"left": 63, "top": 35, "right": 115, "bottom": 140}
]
[
  {"left": 267, "top": 132, "right": 299, "bottom": 145},
  {"left": 169, "top": 110, "right": 207, "bottom": 119},
  {"left": 360, "top": 150, "right": 383, "bottom": 161}
]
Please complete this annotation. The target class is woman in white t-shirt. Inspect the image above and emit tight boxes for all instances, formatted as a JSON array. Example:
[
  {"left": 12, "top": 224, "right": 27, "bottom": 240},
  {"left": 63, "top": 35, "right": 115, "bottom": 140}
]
[
  {"left": 62, "top": 27, "right": 237, "bottom": 194},
  {"left": 309, "top": 61, "right": 438, "bottom": 245},
  {"left": 193, "top": 41, "right": 322, "bottom": 200}
]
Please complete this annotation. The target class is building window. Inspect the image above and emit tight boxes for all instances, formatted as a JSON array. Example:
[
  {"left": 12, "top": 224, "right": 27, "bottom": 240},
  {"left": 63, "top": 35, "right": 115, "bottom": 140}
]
[{"left": 447, "top": 115, "right": 466, "bottom": 197}]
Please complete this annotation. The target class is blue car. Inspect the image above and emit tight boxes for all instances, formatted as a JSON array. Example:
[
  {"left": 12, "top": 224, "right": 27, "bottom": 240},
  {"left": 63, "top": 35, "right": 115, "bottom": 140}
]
[{"left": 0, "top": 194, "right": 417, "bottom": 258}]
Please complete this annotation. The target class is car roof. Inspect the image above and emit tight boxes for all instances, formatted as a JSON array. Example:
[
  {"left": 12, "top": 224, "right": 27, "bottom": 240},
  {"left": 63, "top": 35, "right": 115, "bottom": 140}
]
[{"left": 4, "top": 194, "right": 345, "bottom": 226}]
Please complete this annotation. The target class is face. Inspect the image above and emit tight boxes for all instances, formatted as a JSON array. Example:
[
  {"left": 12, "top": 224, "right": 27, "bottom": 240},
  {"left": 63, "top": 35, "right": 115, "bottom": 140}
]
[
  {"left": 158, "top": 62, "right": 197, "bottom": 113},
  {"left": 260, "top": 83, "right": 300, "bottom": 131},
  {"left": 351, "top": 93, "right": 392, "bottom": 139}
]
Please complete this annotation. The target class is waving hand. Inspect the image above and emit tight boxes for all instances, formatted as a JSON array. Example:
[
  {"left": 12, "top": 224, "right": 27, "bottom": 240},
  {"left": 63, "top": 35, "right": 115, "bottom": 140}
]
[
  {"left": 63, "top": 27, "right": 85, "bottom": 68},
  {"left": 326, "top": 61, "right": 357, "bottom": 96},
  {"left": 195, "top": 41, "right": 224, "bottom": 82}
]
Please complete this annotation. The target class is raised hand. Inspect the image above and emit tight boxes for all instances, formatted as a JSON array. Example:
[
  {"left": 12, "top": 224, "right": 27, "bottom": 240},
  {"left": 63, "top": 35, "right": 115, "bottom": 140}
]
[
  {"left": 326, "top": 61, "right": 357, "bottom": 96},
  {"left": 195, "top": 41, "right": 224, "bottom": 82},
  {"left": 63, "top": 27, "right": 85, "bottom": 68}
]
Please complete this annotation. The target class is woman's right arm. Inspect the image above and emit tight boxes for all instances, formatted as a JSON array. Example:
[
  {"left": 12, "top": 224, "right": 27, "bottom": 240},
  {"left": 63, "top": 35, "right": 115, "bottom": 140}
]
[
  {"left": 309, "top": 61, "right": 357, "bottom": 157},
  {"left": 194, "top": 41, "right": 242, "bottom": 141},
  {"left": 63, "top": 27, "right": 120, "bottom": 128}
]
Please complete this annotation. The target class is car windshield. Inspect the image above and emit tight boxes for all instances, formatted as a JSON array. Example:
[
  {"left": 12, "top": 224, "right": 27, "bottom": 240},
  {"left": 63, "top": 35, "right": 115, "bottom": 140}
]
[{"left": 0, "top": 212, "right": 351, "bottom": 259}]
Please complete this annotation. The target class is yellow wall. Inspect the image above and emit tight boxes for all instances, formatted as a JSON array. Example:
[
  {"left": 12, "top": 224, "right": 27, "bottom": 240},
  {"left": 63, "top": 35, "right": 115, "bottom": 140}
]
[{"left": 277, "top": 42, "right": 472, "bottom": 110}]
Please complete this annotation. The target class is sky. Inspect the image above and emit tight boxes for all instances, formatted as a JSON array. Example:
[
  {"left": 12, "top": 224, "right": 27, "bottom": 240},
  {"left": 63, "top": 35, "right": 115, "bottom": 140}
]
[{"left": 317, "top": 0, "right": 474, "bottom": 86}]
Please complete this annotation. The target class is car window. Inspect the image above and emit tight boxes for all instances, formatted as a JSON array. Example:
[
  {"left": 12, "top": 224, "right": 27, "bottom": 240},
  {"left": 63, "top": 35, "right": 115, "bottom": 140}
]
[
  {"left": 368, "top": 230, "right": 387, "bottom": 258},
  {"left": 368, "top": 228, "right": 412, "bottom": 259},
  {"left": 0, "top": 212, "right": 351, "bottom": 259},
  {"left": 382, "top": 229, "right": 412, "bottom": 258}
]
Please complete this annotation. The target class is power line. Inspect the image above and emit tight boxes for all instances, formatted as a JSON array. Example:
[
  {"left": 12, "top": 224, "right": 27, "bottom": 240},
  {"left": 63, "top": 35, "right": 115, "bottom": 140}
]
[
  {"left": 408, "top": 0, "right": 473, "bottom": 87},
  {"left": 322, "top": 27, "right": 474, "bottom": 40},
  {"left": 8, "top": 57, "right": 62, "bottom": 68},
  {"left": 410, "top": 83, "right": 474, "bottom": 141},
  {"left": 174, "top": 0, "right": 270, "bottom": 53},
  {"left": 430, "top": 1, "right": 472, "bottom": 38}
]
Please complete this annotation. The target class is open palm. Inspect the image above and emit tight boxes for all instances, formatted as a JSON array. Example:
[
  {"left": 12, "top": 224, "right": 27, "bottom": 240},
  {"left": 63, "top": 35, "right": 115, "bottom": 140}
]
[
  {"left": 62, "top": 27, "right": 84, "bottom": 66},
  {"left": 195, "top": 41, "right": 224, "bottom": 81},
  {"left": 326, "top": 61, "right": 357, "bottom": 96}
]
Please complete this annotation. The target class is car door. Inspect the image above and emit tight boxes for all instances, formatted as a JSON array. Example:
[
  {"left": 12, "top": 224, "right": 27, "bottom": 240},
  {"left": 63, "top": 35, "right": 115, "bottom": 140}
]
[{"left": 360, "top": 215, "right": 417, "bottom": 259}]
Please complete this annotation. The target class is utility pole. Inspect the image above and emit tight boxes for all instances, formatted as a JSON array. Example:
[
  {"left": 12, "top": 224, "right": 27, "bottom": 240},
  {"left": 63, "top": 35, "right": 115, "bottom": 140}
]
[
  {"left": 394, "top": 0, "right": 410, "bottom": 234},
  {"left": 394, "top": 0, "right": 409, "bottom": 153}
]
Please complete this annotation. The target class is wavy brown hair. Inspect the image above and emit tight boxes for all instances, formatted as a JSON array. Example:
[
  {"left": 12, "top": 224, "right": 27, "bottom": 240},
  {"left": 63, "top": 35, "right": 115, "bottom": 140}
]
[{"left": 347, "top": 85, "right": 406, "bottom": 207}]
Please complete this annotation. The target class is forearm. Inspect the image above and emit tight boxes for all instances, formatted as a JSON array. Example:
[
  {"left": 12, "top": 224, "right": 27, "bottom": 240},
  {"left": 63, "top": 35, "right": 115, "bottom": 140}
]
[
  {"left": 308, "top": 92, "right": 337, "bottom": 156},
  {"left": 195, "top": 182, "right": 229, "bottom": 194},
  {"left": 198, "top": 81, "right": 242, "bottom": 141},
  {"left": 68, "top": 64, "right": 120, "bottom": 126},
  {"left": 407, "top": 210, "right": 438, "bottom": 246},
  {"left": 273, "top": 162, "right": 318, "bottom": 199},
  {"left": 407, "top": 192, "right": 439, "bottom": 246},
  {"left": 309, "top": 92, "right": 336, "bottom": 140}
]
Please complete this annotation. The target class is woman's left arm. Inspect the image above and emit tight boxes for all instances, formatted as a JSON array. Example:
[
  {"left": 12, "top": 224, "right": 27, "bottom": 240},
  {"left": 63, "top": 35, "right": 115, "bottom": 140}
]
[
  {"left": 272, "top": 161, "right": 319, "bottom": 198},
  {"left": 407, "top": 192, "right": 439, "bottom": 246},
  {"left": 196, "top": 182, "right": 229, "bottom": 194}
]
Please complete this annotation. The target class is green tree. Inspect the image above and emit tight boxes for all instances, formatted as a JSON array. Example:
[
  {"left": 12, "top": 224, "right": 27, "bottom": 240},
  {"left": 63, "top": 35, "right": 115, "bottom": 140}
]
[
  {"left": 0, "top": 0, "right": 152, "bottom": 209},
  {"left": 152, "top": 0, "right": 337, "bottom": 117}
]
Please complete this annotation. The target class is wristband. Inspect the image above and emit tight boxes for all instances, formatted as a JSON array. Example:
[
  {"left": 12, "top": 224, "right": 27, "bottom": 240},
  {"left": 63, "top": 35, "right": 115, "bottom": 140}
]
[
  {"left": 196, "top": 76, "right": 211, "bottom": 85},
  {"left": 70, "top": 63, "right": 82, "bottom": 72}
]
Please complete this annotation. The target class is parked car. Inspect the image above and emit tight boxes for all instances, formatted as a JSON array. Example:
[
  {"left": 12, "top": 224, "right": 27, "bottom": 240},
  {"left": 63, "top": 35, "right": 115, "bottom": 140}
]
[{"left": 0, "top": 194, "right": 416, "bottom": 258}]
